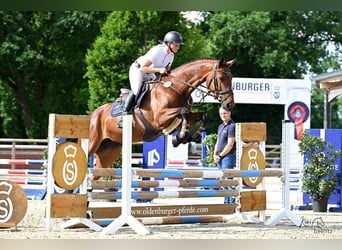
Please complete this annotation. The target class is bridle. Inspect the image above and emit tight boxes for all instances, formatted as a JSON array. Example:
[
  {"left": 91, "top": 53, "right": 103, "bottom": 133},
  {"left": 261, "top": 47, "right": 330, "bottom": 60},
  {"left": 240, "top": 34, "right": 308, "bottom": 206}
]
[
  {"left": 209, "top": 63, "right": 234, "bottom": 100},
  {"left": 185, "top": 62, "right": 234, "bottom": 104}
]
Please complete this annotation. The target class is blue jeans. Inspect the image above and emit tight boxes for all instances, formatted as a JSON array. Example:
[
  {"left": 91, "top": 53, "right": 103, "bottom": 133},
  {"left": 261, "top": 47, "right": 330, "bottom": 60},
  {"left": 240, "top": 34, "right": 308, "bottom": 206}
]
[{"left": 218, "top": 153, "right": 236, "bottom": 204}]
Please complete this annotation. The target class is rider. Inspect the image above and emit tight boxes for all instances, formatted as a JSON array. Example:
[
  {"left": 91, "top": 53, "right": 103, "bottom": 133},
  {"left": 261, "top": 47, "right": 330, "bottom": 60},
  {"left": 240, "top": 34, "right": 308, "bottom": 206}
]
[{"left": 118, "top": 31, "right": 184, "bottom": 127}]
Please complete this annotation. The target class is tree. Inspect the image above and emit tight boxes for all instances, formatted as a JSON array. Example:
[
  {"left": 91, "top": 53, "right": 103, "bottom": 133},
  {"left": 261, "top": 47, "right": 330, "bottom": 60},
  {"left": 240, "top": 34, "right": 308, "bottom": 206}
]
[
  {"left": 201, "top": 11, "right": 342, "bottom": 141},
  {"left": 85, "top": 11, "right": 207, "bottom": 112},
  {"left": 205, "top": 11, "right": 341, "bottom": 78},
  {"left": 0, "top": 11, "right": 108, "bottom": 138}
]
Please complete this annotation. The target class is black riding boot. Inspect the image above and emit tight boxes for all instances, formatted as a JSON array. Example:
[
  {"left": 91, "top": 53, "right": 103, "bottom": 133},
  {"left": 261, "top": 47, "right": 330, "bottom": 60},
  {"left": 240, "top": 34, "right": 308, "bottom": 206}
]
[{"left": 117, "top": 91, "right": 136, "bottom": 128}]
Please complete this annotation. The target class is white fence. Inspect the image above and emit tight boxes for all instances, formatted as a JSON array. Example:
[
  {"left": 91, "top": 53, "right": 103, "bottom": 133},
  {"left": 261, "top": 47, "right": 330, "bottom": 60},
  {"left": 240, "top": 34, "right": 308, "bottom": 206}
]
[{"left": 0, "top": 138, "right": 47, "bottom": 169}]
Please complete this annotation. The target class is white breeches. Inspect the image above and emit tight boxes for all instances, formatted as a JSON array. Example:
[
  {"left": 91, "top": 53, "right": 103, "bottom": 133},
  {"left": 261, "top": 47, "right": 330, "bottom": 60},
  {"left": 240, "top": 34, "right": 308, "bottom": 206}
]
[{"left": 129, "top": 63, "right": 155, "bottom": 95}]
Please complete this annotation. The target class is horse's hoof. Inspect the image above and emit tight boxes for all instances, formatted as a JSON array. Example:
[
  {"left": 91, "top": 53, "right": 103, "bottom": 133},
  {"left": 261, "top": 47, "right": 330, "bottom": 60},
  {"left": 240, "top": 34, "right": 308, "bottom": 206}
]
[{"left": 172, "top": 136, "right": 180, "bottom": 147}]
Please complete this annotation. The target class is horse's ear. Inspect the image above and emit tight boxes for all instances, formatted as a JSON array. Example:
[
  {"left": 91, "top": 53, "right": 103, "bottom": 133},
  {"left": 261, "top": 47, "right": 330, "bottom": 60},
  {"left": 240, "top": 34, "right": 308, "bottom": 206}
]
[
  {"left": 226, "top": 58, "right": 236, "bottom": 67},
  {"left": 218, "top": 58, "right": 225, "bottom": 67}
]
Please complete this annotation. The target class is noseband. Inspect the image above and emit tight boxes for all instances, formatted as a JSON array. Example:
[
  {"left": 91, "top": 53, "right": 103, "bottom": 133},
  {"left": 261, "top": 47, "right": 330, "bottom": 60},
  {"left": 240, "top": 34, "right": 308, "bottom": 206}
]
[{"left": 210, "top": 63, "right": 234, "bottom": 100}]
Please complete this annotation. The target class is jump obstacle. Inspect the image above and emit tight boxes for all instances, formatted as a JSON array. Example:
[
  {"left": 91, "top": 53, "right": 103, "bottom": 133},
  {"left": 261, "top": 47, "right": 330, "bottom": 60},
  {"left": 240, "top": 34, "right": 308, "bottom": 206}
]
[
  {"left": 43, "top": 114, "right": 301, "bottom": 235},
  {"left": 0, "top": 113, "right": 302, "bottom": 233}
]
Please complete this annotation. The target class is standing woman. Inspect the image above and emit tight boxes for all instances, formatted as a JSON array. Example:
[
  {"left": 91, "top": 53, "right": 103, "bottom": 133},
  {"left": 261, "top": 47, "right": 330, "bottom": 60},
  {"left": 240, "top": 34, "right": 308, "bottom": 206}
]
[
  {"left": 120, "top": 31, "right": 184, "bottom": 118},
  {"left": 213, "top": 105, "right": 236, "bottom": 204}
]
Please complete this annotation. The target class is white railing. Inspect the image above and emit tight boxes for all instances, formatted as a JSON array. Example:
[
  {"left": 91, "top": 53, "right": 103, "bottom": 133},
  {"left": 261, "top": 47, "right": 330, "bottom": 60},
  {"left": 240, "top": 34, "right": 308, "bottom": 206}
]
[
  {"left": 265, "top": 144, "right": 281, "bottom": 168},
  {"left": 0, "top": 138, "right": 48, "bottom": 169}
]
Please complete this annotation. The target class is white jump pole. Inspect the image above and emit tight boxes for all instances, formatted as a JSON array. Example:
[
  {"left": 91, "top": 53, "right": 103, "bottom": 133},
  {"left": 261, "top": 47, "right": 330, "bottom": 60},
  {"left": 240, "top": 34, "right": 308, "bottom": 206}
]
[
  {"left": 264, "top": 120, "right": 302, "bottom": 226},
  {"left": 102, "top": 113, "right": 150, "bottom": 235},
  {"left": 45, "top": 122, "right": 56, "bottom": 231}
]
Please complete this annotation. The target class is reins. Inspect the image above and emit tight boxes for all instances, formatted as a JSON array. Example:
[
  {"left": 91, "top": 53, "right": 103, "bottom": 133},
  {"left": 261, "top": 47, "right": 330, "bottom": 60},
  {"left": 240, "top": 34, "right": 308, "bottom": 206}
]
[{"left": 159, "top": 61, "right": 234, "bottom": 104}]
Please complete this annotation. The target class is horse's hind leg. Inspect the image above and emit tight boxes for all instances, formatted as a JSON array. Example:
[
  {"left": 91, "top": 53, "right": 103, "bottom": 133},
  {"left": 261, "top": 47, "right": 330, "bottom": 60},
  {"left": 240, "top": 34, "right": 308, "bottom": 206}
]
[
  {"left": 94, "top": 139, "right": 122, "bottom": 169},
  {"left": 88, "top": 135, "right": 101, "bottom": 159}
]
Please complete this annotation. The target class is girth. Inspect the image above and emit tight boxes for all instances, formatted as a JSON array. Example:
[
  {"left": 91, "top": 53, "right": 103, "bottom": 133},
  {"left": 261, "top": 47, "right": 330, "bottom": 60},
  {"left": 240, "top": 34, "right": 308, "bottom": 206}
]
[{"left": 134, "top": 108, "right": 163, "bottom": 142}]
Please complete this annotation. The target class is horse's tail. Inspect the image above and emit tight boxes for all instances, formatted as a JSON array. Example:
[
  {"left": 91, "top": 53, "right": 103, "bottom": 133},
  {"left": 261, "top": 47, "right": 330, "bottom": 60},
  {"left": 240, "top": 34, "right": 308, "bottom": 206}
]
[{"left": 88, "top": 104, "right": 107, "bottom": 157}]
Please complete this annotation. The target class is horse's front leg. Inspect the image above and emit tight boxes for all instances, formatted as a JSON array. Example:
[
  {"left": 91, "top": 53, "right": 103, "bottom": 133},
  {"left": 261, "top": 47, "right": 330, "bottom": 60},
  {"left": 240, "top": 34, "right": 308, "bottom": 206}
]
[
  {"left": 172, "top": 110, "right": 208, "bottom": 147},
  {"left": 179, "top": 107, "right": 190, "bottom": 138},
  {"left": 171, "top": 107, "right": 190, "bottom": 147}
]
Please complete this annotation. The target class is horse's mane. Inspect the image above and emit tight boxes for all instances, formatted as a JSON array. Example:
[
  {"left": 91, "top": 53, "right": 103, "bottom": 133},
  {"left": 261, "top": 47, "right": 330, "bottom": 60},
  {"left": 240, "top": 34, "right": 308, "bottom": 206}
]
[{"left": 171, "top": 58, "right": 217, "bottom": 72}]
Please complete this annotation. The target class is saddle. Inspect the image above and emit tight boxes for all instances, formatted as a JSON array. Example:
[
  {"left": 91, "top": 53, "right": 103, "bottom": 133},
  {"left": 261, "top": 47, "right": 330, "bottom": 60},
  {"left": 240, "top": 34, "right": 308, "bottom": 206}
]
[{"left": 110, "top": 84, "right": 150, "bottom": 117}]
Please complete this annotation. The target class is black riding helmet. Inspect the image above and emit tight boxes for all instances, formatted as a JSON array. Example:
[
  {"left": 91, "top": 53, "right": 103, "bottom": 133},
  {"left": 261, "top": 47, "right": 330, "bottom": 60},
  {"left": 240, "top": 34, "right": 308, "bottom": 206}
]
[{"left": 163, "top": 31, "right": 184, "bottom": 45}]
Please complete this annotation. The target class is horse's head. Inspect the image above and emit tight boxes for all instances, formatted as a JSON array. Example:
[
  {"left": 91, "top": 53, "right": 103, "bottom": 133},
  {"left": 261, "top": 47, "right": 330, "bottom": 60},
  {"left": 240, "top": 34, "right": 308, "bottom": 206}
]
[{"left": 207, "top": 58, "right": 235, "bottom": 110}]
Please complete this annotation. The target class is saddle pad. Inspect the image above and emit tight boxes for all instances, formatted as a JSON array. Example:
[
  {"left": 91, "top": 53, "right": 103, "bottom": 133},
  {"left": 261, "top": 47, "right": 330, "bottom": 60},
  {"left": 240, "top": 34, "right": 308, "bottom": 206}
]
[{"left": 110, "top": 101, "right": 123, "bottom": 117}]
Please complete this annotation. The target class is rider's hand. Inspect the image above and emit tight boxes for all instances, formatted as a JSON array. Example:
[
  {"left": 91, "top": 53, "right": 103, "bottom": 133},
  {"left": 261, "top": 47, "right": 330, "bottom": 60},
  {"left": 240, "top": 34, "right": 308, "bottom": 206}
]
[{"left": 159, "top": 68, "right": 167, "bottom": 74}]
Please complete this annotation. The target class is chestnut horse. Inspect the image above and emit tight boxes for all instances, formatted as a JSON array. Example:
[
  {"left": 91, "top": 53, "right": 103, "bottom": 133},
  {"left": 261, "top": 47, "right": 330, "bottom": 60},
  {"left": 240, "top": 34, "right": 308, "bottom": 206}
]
[{"left": 88, "top": 58, "right": 235, "bottom": 169}]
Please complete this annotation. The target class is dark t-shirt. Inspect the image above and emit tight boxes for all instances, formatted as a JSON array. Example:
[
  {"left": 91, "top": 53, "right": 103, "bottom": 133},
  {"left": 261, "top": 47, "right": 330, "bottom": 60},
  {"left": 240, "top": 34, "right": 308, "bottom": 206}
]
[{"left": 217, "top": 119, "right": 236, "bottom": 155}]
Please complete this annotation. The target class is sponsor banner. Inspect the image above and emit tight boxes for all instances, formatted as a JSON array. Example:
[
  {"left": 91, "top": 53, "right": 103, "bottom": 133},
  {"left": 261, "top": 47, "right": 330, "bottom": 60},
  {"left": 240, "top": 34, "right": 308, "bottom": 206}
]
[
  {"left": 192, "top": 77, "right": 311, "bottom": 105},
  {"left": 143, "top": 135, "right": 166, "bottom": 169}
]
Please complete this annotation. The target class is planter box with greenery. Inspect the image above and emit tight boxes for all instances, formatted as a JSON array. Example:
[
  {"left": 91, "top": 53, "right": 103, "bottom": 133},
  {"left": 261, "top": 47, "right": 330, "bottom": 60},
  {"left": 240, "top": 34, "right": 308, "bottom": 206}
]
[
  {"left": 202, "top": 133, "right": 217, "bottom": 167},
  {"left": 298, "top": 131, "right": 342, "bottom": 212}
]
